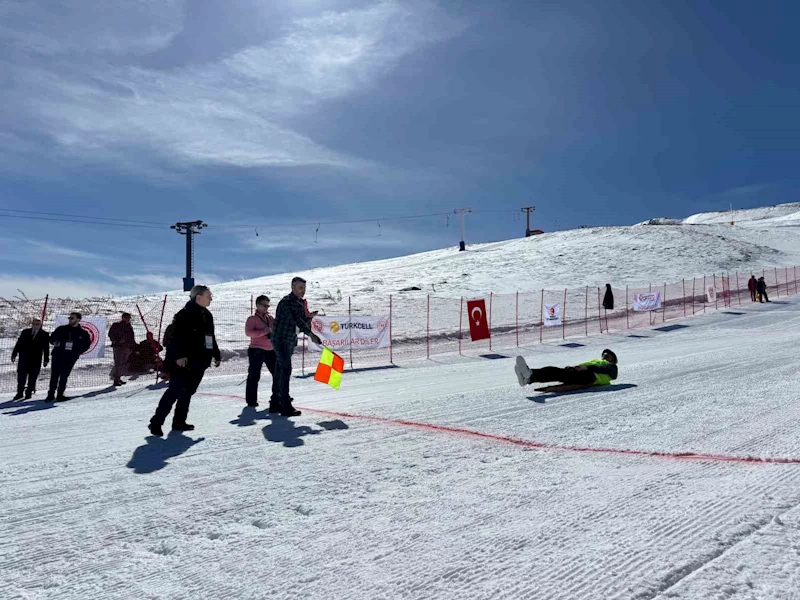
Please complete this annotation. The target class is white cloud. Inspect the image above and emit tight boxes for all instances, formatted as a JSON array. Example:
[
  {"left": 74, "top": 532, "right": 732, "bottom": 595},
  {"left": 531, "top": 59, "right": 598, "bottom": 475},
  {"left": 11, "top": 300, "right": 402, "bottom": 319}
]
[
  {"left": 0, "top": 1, "right": 466, "bottom": 175},
  {"left": 0, "top": 0, "right": 186, "bottom": 56},
  {"left": 0, "top": 275, "right": 114, "bottom": 300}
]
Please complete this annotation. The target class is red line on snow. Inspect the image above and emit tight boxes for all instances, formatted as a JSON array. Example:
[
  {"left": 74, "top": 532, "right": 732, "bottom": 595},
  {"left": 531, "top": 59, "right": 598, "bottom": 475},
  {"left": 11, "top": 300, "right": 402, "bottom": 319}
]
[{"left": 199, "top": 393, "right": 800, "bottom": 465}]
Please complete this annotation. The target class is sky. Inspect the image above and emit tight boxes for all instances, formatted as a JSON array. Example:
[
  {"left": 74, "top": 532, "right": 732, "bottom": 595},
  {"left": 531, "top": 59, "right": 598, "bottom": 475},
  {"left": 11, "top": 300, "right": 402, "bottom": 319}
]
[{"left": 1, "top": 0, "right": 799, "bottom": 299}]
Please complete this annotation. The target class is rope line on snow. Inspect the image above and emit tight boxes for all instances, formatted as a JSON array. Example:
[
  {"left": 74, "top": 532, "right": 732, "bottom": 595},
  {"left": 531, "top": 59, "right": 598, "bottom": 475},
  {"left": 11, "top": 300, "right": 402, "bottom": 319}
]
[{"left": 200, "top": 393, "right": 800, "bottom": 465}]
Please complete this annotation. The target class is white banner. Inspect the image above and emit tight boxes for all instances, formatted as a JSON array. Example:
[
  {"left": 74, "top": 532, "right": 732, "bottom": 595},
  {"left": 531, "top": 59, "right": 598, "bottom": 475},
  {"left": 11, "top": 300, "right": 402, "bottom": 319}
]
[
  {"left": 706, "top": 286, "right": 716, "bottom": 303},
  {"left": 308, "top": 315, "right": 390, "bottom": 351},
  {"left": 54, "top": 315, "right": 107, "bottom": 359},
  {"left": 543, "top": 303, "right": 562, "bottom": 327},
  {"left": 633, "top": 292, "right": 662, "bottom": 312}
]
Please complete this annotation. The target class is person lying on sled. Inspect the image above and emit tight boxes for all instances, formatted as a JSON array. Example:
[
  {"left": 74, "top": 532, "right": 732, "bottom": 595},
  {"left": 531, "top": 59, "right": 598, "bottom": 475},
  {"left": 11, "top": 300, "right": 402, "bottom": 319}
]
[{"left": 515, "top": 349, "right": 618, "bottom": 388}]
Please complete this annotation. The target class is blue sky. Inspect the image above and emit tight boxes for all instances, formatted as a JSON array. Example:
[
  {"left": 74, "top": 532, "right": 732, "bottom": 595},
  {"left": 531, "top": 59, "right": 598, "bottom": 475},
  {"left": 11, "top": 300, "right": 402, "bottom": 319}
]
[{"left": 1, "top": 0, "right": 799, "bottom": 298}]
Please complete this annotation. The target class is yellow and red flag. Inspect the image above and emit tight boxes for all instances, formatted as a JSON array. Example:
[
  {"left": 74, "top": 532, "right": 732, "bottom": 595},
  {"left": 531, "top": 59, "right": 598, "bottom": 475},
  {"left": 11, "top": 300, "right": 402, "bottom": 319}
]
[{"left": 314, "top": 347, "right": 344, "bottom": 389}]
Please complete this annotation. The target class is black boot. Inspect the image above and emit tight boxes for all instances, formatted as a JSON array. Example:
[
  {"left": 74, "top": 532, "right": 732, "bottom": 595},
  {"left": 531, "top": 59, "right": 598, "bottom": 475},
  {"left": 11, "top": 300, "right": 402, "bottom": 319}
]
[
  {"left": 172, "top": 423, "right": 195, "bottom": 432},
  {"left": 148, "top": 423, "right": 163, "bottom": 437},
  {"left": 25, "top": 391, "right": 33, "bottom": 400},
  {"left": 268, "top": 399, "right": 281, "bottom": 413},
  {"left": 280, "top": 400, "right": 301, "bottom": 417},
  {"left": 13, "top": 393, "right": 23, "bottom": 401}
]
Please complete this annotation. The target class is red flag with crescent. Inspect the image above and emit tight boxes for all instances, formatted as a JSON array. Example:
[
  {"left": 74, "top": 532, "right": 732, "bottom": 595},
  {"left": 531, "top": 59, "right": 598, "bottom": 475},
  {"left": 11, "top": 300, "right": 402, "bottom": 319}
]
[{"left": 467, "top": 299, "right": 490, "bottom": 341}]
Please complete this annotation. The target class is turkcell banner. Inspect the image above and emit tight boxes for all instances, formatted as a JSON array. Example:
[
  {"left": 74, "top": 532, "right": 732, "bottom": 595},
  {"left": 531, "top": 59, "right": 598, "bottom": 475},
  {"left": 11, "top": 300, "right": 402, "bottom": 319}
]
[
  {"left": 633, "top": 292, "right": 662, "bottom": 312},
  {"left": 308, "top": 316, "right": 390, "bottom": 351},
  {"left": 543, "top": 303, "right": 562, "bottom": 327},
  {"left": 53, "top": 315, "right": 107, "bottom": 359}
]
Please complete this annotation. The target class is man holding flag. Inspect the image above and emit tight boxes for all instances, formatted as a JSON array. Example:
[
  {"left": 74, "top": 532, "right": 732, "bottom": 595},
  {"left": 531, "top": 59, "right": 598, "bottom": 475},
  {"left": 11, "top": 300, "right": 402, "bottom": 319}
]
[{"left": 272, "top": 277, "right": 322, "bottom": 417}]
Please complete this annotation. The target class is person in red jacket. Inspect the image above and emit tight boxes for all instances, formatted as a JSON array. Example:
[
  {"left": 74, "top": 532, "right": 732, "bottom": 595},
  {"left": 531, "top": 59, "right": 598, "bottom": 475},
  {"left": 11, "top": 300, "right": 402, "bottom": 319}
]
[
  {"left": 245, "top": 295, "right": 279, "bottom": 410},
  {"left": 748, "top": 275, "right": 757, "bottom": 302}
]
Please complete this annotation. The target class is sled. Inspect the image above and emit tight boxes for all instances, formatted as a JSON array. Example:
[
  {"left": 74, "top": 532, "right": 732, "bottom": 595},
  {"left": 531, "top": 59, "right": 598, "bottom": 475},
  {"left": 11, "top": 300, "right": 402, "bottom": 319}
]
[{"left": 533, "top": 383, "right": 597, "bottom": 394}]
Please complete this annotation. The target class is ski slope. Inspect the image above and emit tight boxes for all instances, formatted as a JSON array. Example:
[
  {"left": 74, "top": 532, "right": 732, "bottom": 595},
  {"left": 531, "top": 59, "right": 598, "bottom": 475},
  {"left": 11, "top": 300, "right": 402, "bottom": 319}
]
[
  {"left": 3, "top": 295, "right": 800, "bottom": 599},
  {"left": 173, "top": 203, "right": 800, "bottom": 313}
]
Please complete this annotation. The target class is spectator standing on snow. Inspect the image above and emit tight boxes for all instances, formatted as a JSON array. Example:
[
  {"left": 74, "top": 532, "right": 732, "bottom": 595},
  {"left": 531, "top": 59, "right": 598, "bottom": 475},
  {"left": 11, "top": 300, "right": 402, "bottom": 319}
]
[
  {"left": 47, "top": 312, "right": 91, "bottom": 401},
  {"left": 748, "top": 275, "right": 758, "bottom": 302},
  {"left": 271, "top": 277, "right": 322, "bottom": 417},
  {"left": 11, "top": 318, "right": 49, "bottom": 400},
  {"left": 602, "top": 284, "right": 614, "bottom": 310},
  {"left": 148, "top": 286, "right": 221, "bottom": 437},
  {"left": 756, "top": 276, "right": 770, "bottom": 303},
  {"left": 245, "top": 295, "right": 280, "bottom": 410},
  {"left": 108, "top": 312, "right": 136, "bottom": 386}
]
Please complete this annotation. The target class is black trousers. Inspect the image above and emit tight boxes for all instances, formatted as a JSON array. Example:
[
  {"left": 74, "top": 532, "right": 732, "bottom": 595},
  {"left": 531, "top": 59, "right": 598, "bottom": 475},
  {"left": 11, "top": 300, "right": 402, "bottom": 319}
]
[
  {"left": 246, "top": 348, "right": 279, "bottom": 405},
  {"left": 273, "top": 341, "right": 296, "bottom": 401},
  {"left": 759, "top": 290, "right": 770, "bottom": 302},
  {"left": 17, "top": 360, "right": 41, "bottom": 395},
  {"left": 529, "top": 367, "right": 596, "bottom": 386},
  {"left": 150, "top": 367, "right": 207, "bottom": 427},
  {"left": 49, "top": 354, "right": 78, "bottom": 397}
]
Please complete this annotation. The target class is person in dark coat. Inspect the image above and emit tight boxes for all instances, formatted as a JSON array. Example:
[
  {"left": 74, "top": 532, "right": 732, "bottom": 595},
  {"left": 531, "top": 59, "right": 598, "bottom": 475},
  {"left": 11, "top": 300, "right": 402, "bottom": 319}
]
[
  {"left": 108, "top": 312, "right": 136, "bottom": 386},
  {"left": 148, "top": 285, "right": 221, "bottom": 437},
  {"left": 748, "top": 275, "right": 758, "bottom": 302},
  {"left": 11, "top": 318, "right": 49, "bottom": 399},
  {"left": 602, "top": 284, "right": 614, "bottom": 310},
  {"left": 271, "top": 277, "right": 322, "bottom": 417},
  {"left": 47, "top": 312, "right": 91, "bottom": 401},
  {"left": 756, "top": 276, "right": 770, "bottom": 303}
]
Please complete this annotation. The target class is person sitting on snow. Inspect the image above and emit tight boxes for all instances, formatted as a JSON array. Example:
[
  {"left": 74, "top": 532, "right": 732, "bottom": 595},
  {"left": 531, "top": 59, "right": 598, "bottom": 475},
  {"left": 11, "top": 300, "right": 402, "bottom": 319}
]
[{"left": 515, "top": 349, "right": 618, "bottom": 388}]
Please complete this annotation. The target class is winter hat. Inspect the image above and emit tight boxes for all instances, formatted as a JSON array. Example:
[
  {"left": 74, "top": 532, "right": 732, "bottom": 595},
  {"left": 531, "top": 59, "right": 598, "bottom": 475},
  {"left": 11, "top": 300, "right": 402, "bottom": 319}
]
[{"left": 601, "top": 349, "right": 617, "bottom": 364}]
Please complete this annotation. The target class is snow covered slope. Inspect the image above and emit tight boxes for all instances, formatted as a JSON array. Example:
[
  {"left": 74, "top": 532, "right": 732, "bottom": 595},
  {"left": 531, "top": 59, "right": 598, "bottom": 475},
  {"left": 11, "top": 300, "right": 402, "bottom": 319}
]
[
  {"left": 200, "top": 203, "right": 800, "bottom": 305},
  {"left": 3, "top": 295, "right": 800, "bottom": 599}
]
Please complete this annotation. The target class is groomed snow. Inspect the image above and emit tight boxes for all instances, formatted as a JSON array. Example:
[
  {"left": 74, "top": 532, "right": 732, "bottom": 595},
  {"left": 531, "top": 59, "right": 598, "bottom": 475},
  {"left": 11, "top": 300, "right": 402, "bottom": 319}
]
[
  {"left": 2, "top": 295, "right": 800, "bottom": 599},
  {"left": 134, "top": 203, "right": 800, "bottom": 308}
]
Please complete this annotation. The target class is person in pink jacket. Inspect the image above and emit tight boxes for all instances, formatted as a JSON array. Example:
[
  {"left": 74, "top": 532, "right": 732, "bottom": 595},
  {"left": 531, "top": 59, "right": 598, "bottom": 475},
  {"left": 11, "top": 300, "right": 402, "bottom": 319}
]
[{"left": 245, "top": 295, "right": 279, "bottom": 409}]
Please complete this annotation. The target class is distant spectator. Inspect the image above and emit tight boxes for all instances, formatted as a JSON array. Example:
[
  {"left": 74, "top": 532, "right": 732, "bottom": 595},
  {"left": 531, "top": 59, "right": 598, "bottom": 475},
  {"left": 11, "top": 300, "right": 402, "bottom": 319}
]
[
  {"left": 244, "top": 295, "right": 279, "bottom": 410},
  {"left": 272, "top": 277, "right": 322, "bottom": 417},
  {"left": 756, "top": 276, "right": 770, "bottom": 303},
  {"left": 128, "top": 333, "right": 163, "bottom": 374},
  {"left": 11, "top": 318, "right": 49, "bottom": 400},
  {"left": 748, "top": 275, "right": 758, "bottom": 302},
  {"left": 47, "top": 312, "right": 91, "bottom": 401},
  {"left": 108, "top": 312, "right": 136, "bottom": 386},
  {"left": 148, "top": 285, "right": 220, "bottom": 437},
  {"left": 602, "top": 284, "right": 614, "bottom": 310}
]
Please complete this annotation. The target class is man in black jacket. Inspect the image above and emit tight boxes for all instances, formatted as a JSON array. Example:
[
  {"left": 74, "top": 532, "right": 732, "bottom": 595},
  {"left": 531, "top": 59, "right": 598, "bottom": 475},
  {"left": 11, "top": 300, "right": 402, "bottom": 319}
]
[
  {"left": 271, "top": 277, "right": 322, "bottom": 417},
  {"left": 756, "top": 276, "right": 770, "bottom": 303},
  {"left": 148, "top": 285, "right": 221, "bottom": 436},
  {"left": 11, "top": 318, "right": 49, "bottom": 400},
  {"left": 47, "top": 312, "right": 91, "bottom": 401}
]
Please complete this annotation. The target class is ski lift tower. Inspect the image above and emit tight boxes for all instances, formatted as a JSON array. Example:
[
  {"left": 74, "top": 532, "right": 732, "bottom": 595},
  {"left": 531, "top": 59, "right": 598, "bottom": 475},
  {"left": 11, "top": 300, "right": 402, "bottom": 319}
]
[
  {"left": 454, "top": 208, "right": 471, "bottom": 251},
  {"left": 171, "top": 220, "right": 207, "bottom": 291}
]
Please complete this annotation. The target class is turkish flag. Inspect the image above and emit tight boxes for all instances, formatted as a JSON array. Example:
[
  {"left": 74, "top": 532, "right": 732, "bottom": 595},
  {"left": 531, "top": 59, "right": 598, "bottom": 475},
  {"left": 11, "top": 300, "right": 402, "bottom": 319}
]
[{"left": 467, "top": 299, "right": 490, "bottom": 341}]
